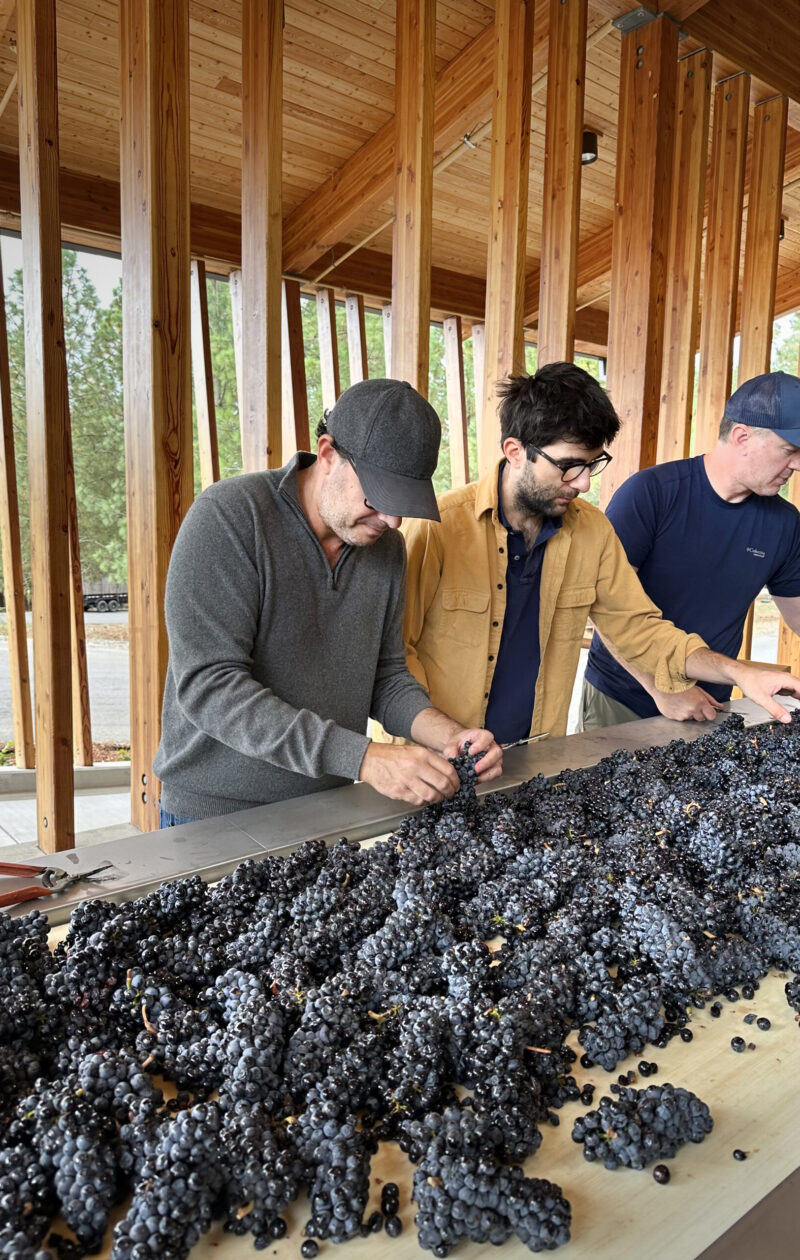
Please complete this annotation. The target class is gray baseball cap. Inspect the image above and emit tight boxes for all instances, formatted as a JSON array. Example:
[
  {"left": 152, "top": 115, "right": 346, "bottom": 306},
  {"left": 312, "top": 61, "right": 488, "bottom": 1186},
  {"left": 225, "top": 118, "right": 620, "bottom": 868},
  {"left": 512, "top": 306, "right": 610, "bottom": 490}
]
[
  {"left": 724, "top": 371, "right": 800, "bottom": 445},
  {"left": 325, "top": 378, "right": 442, "bottom": 521}
]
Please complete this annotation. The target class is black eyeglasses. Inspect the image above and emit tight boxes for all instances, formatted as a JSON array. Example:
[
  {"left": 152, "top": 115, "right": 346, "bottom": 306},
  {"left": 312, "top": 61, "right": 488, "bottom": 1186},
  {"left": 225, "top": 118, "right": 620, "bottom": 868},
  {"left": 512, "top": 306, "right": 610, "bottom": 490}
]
[
  {"left": 330, "top": 438, "right": 377, "bottom": 512},
  {"left": 526, "top": 444, "right": 613, "bottom": 483}
]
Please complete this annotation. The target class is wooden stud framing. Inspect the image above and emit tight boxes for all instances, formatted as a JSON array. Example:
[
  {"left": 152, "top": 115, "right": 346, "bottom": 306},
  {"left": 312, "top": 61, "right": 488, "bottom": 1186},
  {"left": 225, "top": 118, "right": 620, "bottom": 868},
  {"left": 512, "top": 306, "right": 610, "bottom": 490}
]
[
  {"left": 241, "top": 0, "right": 283, "bottom": 471},
  {"left": 601, "top": 16, "right": 678, "bottom": 507},
  {"left": 381, "top": 304, "right": 392, "bottom": 377},
  {"left": 657, "top": 48, "right": 712, "bottom": 465},
  {"left": 17, "top": 0, "right": 74, "bottom": 848},
  {"left": 537, "top": 0, "right": 587, "bottom": 367},
  {"left": 0, "top": 251, "right": 34, "bottom": 767},
  {"left": 391, "top": 0, "right": 435, "bottom": 393},
  {"left": 316, "top": 288, "right": 341, "bottom": 412},
  {"left": 480, "top": 0, "right": 535, "bottom": 473},
  {"left": 695, "top": 72, "right": 750, "bottom": 456},
  {"left": 120, "top": 0, "right": 192, "bottom": 833},
  {"left": 345, "top": 294, "right": 369, "bottom": 386},
  {"left": 443, "top": 315, "right": 470, "bottom": 488},
  {"left": 281, "top": 279, "right": 310, "bottom": 457},
  {"left": 190, "top": 259, "right": 221, "bottom": 490},
  {"left": 778, "top": 392, "right": 800, "bottom": 673},
  {"left": 738, "top": 96, "right": 788, "bottom": 387}
]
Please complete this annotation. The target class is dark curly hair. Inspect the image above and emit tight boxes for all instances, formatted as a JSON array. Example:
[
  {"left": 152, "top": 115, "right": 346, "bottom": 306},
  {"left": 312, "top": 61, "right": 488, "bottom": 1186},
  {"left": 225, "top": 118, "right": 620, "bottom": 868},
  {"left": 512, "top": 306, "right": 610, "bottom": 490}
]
[{"left": 498, "top": 362, "right": 620, "bottom": 450}]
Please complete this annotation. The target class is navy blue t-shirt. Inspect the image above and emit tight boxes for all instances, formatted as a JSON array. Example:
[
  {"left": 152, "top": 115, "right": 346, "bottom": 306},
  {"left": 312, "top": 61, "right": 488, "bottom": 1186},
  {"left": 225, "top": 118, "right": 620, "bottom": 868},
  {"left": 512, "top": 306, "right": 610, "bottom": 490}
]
[
  {"left": 484, "top": 467, "right": 560, "bottom": 744},
  {"left": 585, "top": 456, "right": 800, "bottom": 717}
]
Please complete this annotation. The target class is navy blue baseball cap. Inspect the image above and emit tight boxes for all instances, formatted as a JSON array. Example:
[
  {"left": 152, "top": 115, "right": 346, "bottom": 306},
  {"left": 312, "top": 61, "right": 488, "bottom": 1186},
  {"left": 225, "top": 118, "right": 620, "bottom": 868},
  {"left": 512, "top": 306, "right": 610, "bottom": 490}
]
[{"left": 724, "top": 371, "right": 800, "bottom": 446}]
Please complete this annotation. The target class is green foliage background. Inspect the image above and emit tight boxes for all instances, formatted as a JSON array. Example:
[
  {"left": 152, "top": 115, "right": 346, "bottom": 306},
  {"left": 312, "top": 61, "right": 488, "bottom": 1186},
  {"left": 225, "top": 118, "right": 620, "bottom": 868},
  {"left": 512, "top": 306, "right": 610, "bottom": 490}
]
[{"left": 1, "top": 245, "right": 798, "bottom": 599}]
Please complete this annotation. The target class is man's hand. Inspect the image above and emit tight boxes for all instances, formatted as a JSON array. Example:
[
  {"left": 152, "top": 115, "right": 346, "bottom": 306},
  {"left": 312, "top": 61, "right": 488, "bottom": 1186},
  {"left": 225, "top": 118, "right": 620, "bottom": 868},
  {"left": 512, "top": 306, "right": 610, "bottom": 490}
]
[
  {"left": 729, "top": 663, "right": 800, "bottom": 724},
  {"left": 359, "top": 742, "right": 460, "bottom": 805},
  {"left": 441, "top": 727, "right": 504, "bottom": 783},
  {"left": 653, "top": 685, "right": 724, "bottom": 723}
]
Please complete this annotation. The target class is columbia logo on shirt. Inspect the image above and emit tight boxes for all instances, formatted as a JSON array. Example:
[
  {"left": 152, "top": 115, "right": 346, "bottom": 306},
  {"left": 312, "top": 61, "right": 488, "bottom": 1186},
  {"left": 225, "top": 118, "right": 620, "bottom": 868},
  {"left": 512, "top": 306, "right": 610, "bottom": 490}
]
[{"left": 746, "top": 546, "right": 766, "bottom": 558}]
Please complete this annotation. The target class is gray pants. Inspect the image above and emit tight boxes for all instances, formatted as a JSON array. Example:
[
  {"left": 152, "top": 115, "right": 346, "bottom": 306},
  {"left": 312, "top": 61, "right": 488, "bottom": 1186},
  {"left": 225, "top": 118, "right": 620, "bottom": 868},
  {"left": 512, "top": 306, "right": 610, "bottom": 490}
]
[{"left": 579, "top": 678, "right": 641, "bottom": 732}]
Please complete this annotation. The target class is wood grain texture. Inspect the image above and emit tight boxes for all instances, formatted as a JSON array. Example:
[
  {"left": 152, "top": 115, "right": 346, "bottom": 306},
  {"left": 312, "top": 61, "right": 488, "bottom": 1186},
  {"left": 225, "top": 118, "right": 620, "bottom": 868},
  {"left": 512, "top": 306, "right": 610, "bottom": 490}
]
[
  {"left": 316, "top": 288, "right": 341, "bottom": 412},
  {"left": 190, "top": 258, "right": 221, "bottom": 489},
  {"left": 0, "top": 249, "right": 34, "bottom": 767},
  {"left": 443, "top": 315, "right": 470, "bottom": 486},
  {"left": 281, "top": 278, "right": 310, "bottom": 456},
  {"left": 228, "top": 268, "right": 245, "bottom": 458},
  {"left": 391, "top": 0, "right": 435, "bottom": 393},
  {"left": 683, "top": 0, "right": 800, "bottom": 105},
  {"left": 120, "top": 0, "right": 192, "bottom": 833},
  {"left": 381, "top": 302, "right": 392, "bottom": 376},
  {"left": 345, "top": 293, "right": 368, "bottom": 385},
  {"left": 480, "top": 0, "right": 535, "bottom": 474},
  {"left": 738, "top": 96, "right": 787, "bottom": 386},
  {"left": 241, "top": 0, "right": 283, "bottom": 471},
  {"left": 695, "top": 73, "right": 749, "bottom": 457},
  {"left": 66, "top": 421, "right": 92, "bottom": 767},
  {"left": 537, "top": 0, "right": 587, "bottom": 366},
  {"left": 601, "top": 16, "right": 678, "bottom": 507},
  {"left": 472, "top": 320, "right": 485, "bottom": 442},
  {"left": 657, "top": 48, "right": 712, "bottom": 464},
  {"left": 17, "top": 0, "right": 75, "bottom": 849}
]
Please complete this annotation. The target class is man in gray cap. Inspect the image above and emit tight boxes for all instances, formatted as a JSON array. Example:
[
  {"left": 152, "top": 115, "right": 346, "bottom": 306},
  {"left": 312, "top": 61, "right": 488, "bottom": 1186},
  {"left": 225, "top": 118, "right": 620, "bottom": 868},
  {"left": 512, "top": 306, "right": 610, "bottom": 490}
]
[
  {"left": 154, "top": 378, "right": 502, "bottom": 824},
  {"left": 582, "top": 370, "right": 800, "bottom": 729}
]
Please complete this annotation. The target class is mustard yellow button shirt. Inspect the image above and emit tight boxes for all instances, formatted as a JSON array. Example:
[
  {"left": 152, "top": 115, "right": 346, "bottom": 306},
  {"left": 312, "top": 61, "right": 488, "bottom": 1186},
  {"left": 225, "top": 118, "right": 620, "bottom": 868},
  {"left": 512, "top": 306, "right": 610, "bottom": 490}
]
[{"left": 390, "top": 461, "right": 707, "bottom": 741}]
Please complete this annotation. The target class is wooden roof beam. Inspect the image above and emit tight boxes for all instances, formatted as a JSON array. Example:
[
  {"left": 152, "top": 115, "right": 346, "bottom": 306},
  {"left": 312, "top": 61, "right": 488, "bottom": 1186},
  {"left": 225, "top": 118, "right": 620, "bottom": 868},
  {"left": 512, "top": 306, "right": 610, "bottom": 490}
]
[{"left": 682, "top": 0, "right": 800, "bottom": 104}]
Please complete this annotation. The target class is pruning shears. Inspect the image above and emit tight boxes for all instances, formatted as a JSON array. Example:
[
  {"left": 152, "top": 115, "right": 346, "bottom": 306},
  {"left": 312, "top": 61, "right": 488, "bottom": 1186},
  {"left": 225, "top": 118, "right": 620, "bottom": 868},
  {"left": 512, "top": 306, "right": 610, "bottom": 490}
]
[
  {"left": 0, "top": 860, "right": 115, "bottom": 909},
  {"left": 501, "top": 731, "right": 550, "bottom": 750}
]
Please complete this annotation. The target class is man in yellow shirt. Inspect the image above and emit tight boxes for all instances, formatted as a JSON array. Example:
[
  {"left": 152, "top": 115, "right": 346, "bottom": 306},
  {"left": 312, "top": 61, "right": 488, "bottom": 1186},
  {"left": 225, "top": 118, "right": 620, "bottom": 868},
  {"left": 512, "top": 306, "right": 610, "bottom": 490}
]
[{"left": 395, "top": 363, "right": 800, "bottom": 745}]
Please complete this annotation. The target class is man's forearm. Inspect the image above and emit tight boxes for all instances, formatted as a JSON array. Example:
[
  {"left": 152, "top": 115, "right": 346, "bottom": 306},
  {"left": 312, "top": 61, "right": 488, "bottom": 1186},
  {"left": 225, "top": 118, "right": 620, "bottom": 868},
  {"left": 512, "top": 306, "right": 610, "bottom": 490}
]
[
  {"left": 596, "top": 630, "right": 658, "bottom": 695},
  {"left": 685, "top": 647, "right": 744, "bottom": 686},
  {"left": 409, "top": 706, "right": 464, "bottom": 753}
]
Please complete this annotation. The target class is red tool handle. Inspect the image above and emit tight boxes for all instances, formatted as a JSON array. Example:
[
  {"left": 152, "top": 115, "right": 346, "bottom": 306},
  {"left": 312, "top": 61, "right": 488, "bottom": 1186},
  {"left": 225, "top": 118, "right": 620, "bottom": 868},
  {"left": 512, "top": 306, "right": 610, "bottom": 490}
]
[
  {"left": 0, "top": 861, "right": 48, "bottom": 877},
  {"left": 0, "top": 884, "right": 53, "bottom": 909}
]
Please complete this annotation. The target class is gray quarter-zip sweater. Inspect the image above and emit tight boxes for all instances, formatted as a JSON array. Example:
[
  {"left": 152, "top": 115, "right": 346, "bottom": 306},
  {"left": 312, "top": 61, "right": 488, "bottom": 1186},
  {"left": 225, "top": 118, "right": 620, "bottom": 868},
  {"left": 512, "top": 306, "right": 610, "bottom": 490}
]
[{"left": 154, "top": 454, "right": 431, "bottom": 818}]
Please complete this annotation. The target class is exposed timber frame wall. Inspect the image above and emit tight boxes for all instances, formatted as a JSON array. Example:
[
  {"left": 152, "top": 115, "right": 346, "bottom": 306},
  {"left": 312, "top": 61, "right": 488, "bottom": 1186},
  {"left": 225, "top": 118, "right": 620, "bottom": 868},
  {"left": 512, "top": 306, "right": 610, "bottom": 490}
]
[
  {"left": 241, "top": 0, "right": 283, "bottom": 471},
  {"left": 281, "top": 279, "right": 310, "bottom": 458},
  {"left": 602, "top": 15, "right": 678, "bottom": 508},
  {"left": 391, "top": 0, "right": 435, "bottom": 394},
  {"left": 657, "top": 48, "right": 712, "bottom": 465},
  {"left": 190, "top": 258, "right": 221, "bottom": 491},
  {"left": 537, "top": 0, "right": 587, "bottom": 367},
  {"left": 120, "top": 0, "right": 192, "bottom": 833},
  {"left": 694, "top": 72, "right": 749, "bottom": 456},
  {"left": 443, "top": 315, "right": 470, "bottom": 488},
  {"left": 480, "top": 0, "right": 534, "bottom": 474},
  {"left": 17, "top": 0, "right": 75, "bottom": 849}
]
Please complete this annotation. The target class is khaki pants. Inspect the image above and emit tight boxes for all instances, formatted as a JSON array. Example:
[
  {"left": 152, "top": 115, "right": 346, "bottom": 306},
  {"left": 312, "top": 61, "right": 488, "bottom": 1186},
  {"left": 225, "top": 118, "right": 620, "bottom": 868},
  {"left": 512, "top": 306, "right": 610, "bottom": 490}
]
[{"left": 579, "top": 678, "right": 641, "bottom": 732}]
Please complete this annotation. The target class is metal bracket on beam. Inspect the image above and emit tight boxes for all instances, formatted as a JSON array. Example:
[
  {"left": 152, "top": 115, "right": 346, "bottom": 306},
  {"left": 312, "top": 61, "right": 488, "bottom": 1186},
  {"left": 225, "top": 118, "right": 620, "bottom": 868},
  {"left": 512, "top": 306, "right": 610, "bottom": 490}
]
[{"left": 612, "top": 5, "right": 687, "bottom": 39}]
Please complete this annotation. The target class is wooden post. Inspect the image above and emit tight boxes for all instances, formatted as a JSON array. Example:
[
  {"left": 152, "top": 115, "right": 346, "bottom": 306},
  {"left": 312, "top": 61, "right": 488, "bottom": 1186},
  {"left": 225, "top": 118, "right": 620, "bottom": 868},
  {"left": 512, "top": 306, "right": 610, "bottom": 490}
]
[
  {"left": 480, "top": 0, "right": 535, "bottom": 474},
  {"left": 537, "top": 0, "right": 587, "bottom": 367},
  {"left": 241, "top": 0, "right": 282, "bottom": 472},
  {"left": 472, "top": 321, "right": 486, "bottom": 441},
  {"left": 694, "top": 72, "right": 750, "bottom": 456},
  {"left": 345, "top": 294, "right": 369, "bottom": 385},
  {"left": 17, "top": 0, "right": 74, "bottom": 848},
  {"left": 120, "top": 0, "right": 192, "bottom": 832},
  {"left": 658, "top": 48, "right": 712, "bottom": 464},
  {"left": 190, "top": 259, "right": 221, "bottom": 490},
  {"left": 391, "top": 0, "right": 435, "bottom": 393},
  {"left": 738, "top": 95, "right": 787, "bottom": 662},
  {"left": 229, "top": 267, "right": 245, "bottom": 458},
  {"left": 738, "top": 96, "right": 787, "bottom": 387},
  {"left": 281, "top": 279, "right": 310, "bottom": 457},
  {"left": 443, "top": 316, "right": 470, "bottom": 487},
  {"left": 0, "top": 251, "right": 34, "bottom": 767},
  {"left": 66, "top": 440, "right": 92, "bottom": 767},
  {"left": 601, "top": 15, "right": 678, "bottom": 507},
  {"left": 316, "top": 288, "right": 341, "bottom": 411},
  {"left": 382, "top": 304, "right": 392, "bottom": 376},
  {"left": 778, "top": 417, "right": 800, "bottom": 673}
]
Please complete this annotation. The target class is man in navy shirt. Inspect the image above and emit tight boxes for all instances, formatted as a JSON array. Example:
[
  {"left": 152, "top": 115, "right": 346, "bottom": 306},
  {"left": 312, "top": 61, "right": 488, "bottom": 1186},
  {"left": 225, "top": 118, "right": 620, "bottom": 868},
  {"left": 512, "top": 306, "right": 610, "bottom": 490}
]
[{"left": 582, "top": 371, "right": 800, "bottom": 729}]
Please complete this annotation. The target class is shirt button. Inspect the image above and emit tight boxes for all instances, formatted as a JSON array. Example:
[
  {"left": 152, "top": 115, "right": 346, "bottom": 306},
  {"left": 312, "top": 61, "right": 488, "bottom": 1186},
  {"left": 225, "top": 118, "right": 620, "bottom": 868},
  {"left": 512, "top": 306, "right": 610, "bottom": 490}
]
[
  {"left": 488, "top": 654, "right": 494, "bottom": 662},
  {"left": 498, "top": 546, "right": 504, "bottom": 554},
  {"left": 484, "top": 691, "right": 489, "bottom": 699},
  {"left": 492, "top": 620, "right": 499, "bottom": 627},
  {"left": 497, "top": 583, "right": 503, "bottom": 590}
]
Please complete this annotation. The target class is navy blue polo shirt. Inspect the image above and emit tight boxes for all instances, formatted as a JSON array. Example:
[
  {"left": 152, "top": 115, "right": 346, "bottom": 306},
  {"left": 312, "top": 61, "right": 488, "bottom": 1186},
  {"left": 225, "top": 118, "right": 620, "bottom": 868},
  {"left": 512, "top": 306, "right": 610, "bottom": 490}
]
[
  {"left": 585, "top": 456, "right": 800, "bottom": 717},
  {"left": 484, "top": 467, "right": 561, "bottom": 744}
]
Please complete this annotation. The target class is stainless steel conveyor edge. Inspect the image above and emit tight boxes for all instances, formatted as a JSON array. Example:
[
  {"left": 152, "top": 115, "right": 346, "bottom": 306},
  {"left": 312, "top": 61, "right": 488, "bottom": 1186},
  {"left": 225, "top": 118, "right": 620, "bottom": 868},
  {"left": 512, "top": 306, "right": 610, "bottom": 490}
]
[{"left": 8, "top": 698, "right": 787, "bottom": 925}]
